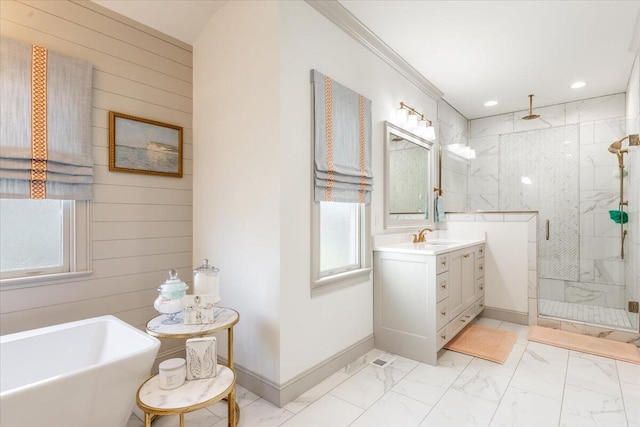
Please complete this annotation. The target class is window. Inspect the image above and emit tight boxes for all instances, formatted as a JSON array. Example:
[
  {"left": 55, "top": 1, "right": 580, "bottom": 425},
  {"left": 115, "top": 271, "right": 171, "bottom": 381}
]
[
  {"left": 0, "top": 199, "right": 91, "bottom": 284},
  {"left": 312, "top": 201, "right": 370, "bottom": 289},
  {"left": 319, "top": 202, "right": 361, "bottom": 276}
]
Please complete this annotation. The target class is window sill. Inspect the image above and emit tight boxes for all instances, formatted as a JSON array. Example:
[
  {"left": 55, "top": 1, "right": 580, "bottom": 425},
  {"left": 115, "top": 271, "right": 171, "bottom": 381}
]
[
  {"left": 312, "top": 267, "right": 372, "bottom": 295},
  {"left": 0, "top": 270, "right": 94, "bottom": 291}
]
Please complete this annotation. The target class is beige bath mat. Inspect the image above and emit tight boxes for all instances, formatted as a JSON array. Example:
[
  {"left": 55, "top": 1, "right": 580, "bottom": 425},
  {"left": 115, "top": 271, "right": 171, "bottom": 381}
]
[
  {"left": 444, "top": 324, "right": 518, "bottom": 364},
  {"left": 528, "top": 325, "right": 640, "bottom": 364}
]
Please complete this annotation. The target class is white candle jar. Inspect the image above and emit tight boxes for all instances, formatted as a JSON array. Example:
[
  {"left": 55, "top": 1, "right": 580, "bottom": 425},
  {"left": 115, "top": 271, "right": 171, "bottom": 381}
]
[
  {"left": 193, "top": 259, "right": 220, "bottom": 303},
  {"left": 158, "top": 358, "right": 186, "bottom": 390}
]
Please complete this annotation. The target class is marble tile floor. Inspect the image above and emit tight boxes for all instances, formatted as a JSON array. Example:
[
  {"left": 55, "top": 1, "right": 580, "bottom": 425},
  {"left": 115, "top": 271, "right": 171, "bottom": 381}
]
[
  {"left": 127, "top": 318, "right": 640, "bottom": 427},
  {"left": 540, "top": 298, "right": 633, "bottom": 330}
]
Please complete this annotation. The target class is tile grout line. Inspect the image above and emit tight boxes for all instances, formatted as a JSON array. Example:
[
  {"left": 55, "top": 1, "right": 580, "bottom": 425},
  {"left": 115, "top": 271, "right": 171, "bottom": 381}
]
[
  {"left": 557, "top": 345, "right": 571, "bottom": 427},
  {"left": 484, "top": 321, "right": 528, "bottom": 426},
  {"left": 344, "top": 364, "right": 414, "bottom": 426},
  {"left": 614, "top": 360, "right": 630, "bottom": 427},
  {"left": 281, "top": 352, "right": 374, "bottom": 425}
]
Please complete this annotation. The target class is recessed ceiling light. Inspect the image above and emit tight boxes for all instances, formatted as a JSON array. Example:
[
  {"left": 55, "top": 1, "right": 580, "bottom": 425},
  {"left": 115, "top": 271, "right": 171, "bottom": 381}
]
[
  {"left": 484, "top": 100, "right": 498, "bottom": 107},
  {"left": 570, "top": 81, "right": 586, "bottom": 89}
]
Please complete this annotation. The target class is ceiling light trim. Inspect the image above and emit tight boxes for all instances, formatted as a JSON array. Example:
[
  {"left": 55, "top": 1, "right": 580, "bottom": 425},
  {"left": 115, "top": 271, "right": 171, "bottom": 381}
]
[{"left": 305, "top": 0, "right": 444, "bottom": 100}]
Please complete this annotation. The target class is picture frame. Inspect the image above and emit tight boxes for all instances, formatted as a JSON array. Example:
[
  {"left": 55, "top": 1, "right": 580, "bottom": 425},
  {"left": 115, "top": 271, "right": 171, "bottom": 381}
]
[{"left": 109, "top": 111, "right": 183, "bottom": 178}]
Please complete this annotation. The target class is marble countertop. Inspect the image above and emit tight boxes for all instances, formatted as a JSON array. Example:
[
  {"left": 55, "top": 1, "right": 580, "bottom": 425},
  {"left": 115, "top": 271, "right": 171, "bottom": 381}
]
[
  {"left": 373, "top": 238, "right": 485, "bottom": 255},
  {"left": 137, "top": 365, "right": 235, "bottom": 413}
]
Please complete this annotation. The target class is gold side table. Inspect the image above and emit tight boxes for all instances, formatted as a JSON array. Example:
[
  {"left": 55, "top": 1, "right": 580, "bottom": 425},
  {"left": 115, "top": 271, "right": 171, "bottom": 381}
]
[
  {"left": 145, "top": 307, "right": 240, "bottom": 427},
  {"left": 137, "top": 365, "right": 235, "bottom": 427}
]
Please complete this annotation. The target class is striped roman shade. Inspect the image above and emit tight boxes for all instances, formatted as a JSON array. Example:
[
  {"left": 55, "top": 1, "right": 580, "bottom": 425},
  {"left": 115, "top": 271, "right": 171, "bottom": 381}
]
[
  {"left": 0, "top": 37, "right": 93, "bottom": 200},
  {"left": 312, "top": 70, "right": 372, "bottom": 204}
]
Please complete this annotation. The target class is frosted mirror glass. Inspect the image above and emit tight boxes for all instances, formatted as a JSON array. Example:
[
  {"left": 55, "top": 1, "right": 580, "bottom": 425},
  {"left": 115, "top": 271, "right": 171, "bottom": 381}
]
[{"left": 384, "top": 121, "right": 434, "bottom": 229}]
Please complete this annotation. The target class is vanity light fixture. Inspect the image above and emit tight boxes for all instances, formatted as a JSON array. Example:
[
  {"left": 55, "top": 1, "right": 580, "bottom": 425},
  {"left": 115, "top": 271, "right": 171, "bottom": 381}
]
[
  {"left": 570, "top": 81, "right": 587, "bottom": 89},
  {"left": 396, "top": 106, "right": 408, "bottom": 125},
  {"left": 407, "top": 111, "right": 418, "bottom": 129},
  {"left": 396, "top": 102, "right": 436, "bottom": 141}
]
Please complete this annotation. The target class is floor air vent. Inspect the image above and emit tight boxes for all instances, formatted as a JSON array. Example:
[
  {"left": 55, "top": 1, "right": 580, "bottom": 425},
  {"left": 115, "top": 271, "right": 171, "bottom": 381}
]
[{"left": 370, "top": 354, "right": 395, "bottom": 368}]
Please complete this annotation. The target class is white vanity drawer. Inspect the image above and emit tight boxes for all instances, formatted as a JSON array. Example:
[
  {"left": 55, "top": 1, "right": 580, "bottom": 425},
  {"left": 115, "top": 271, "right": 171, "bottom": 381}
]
[
  {"left": 436, "top": 253, "right": 450, "bottom": 274},
  {"left": 476, "top": 277, "right": 485, "bottom": 296},
  {"left": 476, "top": 258, "right": 485, "bottom": 278},
  {"left": 476, "top": 244, "right": 485, "bottom": 258},
  {"left": 437, "top": 325, "right": 448, "bottom": 349},
  {"left": 436, "top": 272, "right": 450, "bottom": 302},
  {"left": 447, "top": 305, "right": 475, "bottom": 339},
  {"left": 436, "top": 298, "right": 449, "bottom": 330}
]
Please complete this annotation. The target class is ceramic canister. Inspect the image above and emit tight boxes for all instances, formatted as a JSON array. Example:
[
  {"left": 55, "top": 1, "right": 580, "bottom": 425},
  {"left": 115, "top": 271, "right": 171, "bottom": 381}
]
[{"left": 158, "top": 358, "right": 186, "bottom": 390}]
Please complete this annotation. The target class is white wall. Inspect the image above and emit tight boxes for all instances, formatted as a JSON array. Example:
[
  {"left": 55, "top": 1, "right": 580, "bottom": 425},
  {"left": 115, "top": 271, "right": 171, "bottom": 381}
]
[
  {"left": 193, "top": 0, "right": 439, "bottom": 387},
  {"left": 0, "top": 1, "right": 193, "bottom": 364},
  {"left": 193, "top": 0, "right": 281, "bottom": 382},
  {"left": 447, "top": 213, "right": 534, "bottom": 318},
  {"left": 278, "top": 1, "right": 436, "bottom": 383}
]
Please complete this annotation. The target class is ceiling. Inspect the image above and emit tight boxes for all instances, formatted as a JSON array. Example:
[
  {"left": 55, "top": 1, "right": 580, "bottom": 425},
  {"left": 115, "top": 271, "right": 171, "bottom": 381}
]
[{"left": 93, "top": 0, "right": 640, "bottom": 119}]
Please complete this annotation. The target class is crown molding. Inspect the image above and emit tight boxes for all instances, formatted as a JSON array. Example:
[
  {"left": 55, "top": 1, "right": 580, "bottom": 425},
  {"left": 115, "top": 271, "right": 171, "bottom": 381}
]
[{"left": 305, "top": 0, "right": 444, "bottom": 100}]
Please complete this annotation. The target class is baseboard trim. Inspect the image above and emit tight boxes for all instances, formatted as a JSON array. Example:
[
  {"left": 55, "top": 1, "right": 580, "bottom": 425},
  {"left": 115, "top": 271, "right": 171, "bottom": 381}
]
[
  {"left": 145, "top": 335, "right": 374, "bottom": 408},
  {"left": 482, "top": 307, "right": 528, "bottom": 325},
  {"left": 222, "top": 334, "right": 374, "bottom": 407}
]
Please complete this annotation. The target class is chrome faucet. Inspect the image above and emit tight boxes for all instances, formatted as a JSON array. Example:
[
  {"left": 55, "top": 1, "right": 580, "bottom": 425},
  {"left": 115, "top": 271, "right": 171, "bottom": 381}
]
[{"left": 412, "top": 228, "right": 433, "bottom": 243}]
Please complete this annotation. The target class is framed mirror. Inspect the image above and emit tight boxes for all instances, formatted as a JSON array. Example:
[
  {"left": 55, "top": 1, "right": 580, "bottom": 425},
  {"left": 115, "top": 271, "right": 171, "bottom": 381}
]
[{"left": 384, "top": 121, "right": 435, "bottom": 229}]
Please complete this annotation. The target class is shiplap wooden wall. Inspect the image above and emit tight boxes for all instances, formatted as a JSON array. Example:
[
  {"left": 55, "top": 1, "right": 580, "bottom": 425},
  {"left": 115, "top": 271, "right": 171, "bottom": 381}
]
[{"left": 0, "top": 0, "right": 193, "bottom": 361}]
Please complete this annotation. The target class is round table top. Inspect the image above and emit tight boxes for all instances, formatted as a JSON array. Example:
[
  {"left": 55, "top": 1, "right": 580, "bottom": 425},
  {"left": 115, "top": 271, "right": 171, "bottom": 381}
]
[
  {"left": 137, "top": 365, "right": 235, "bottom": 414},
  {"left": 146, "top": 307, "right": 239, "bottom": 338}
]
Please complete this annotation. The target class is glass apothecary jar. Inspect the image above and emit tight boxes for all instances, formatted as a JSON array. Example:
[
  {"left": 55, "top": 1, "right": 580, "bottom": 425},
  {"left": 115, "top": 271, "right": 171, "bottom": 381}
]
[
  {"left": 154, "top": 269, "right": 189, "bottom": 324},
  {"left": 193, "top": 259, "right": 220, "bottom": 303}
]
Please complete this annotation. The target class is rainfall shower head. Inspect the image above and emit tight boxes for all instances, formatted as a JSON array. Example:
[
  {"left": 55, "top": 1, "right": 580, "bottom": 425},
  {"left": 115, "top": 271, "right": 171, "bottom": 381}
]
[{"left": 522, "top": 94, "right": 540, "bottom": 120}]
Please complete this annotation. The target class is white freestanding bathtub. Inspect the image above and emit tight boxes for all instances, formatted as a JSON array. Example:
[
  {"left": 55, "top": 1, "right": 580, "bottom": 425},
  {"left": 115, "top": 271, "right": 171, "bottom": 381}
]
[{"left": 0, "top": 315, "right": 160, "bottom": 427}]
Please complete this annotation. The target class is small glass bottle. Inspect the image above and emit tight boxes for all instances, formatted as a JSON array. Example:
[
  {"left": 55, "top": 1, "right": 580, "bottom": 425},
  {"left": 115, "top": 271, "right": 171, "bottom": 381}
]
[{"left": 193, "top": 259, "right": 220, "bottom": 303}]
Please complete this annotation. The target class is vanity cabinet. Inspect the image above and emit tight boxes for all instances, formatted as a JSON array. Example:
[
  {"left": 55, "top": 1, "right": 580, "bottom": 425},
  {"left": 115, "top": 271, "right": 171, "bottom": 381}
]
[{"left": 373, "top": 243, "right": 485, "bottom": 365}]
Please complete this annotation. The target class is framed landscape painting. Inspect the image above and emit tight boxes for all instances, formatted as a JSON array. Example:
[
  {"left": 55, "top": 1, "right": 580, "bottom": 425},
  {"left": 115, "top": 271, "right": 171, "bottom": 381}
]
[{"left": 109, "top": 111, "right": 183, "bottom": 178}]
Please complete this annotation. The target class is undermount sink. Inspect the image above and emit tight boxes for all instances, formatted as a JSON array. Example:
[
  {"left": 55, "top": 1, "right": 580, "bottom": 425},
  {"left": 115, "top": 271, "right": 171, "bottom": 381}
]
[{"left": 422, "top": 239, "right": 459, "bottom": 245}]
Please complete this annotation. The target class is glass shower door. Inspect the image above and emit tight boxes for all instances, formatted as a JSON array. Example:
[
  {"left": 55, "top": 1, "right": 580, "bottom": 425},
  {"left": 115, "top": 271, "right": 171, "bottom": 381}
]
[{"left": 499, "top": 125, "right": 580, "bottom": 281}]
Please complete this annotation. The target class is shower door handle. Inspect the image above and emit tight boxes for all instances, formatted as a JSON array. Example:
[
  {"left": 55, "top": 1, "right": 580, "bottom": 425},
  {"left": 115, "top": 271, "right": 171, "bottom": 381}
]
[{"left": 546, "top": 220, "right": 550, "bottom": 241}]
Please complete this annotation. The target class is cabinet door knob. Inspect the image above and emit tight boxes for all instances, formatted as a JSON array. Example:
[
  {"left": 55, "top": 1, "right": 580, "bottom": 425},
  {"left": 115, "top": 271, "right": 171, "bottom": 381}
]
[
  {"left": 463, "top": 254, "right": 469, "bottom": 258},
  {"left": 480, "top": 304, "right": 484, "bottom": 308},
  {"left": 441, "top": 260, "right": 447, "bottom": 266},
  {"left": 441, "top": 310, "right": 446, "bottom": 316},
  {"left": 461, "top": 319, "right": 467, "bottom": 323},
  {"left": 441, "top": 334, "right": 447, "bottom": 340},
  {"left": 479, "top": 266, "right": 484, "bottom": 270},
  {"left": 479, "top": 285, "right": 484, "bottom": 290},
  {"left": 441, "top": 283, "right": 447, "bottom": 289}
]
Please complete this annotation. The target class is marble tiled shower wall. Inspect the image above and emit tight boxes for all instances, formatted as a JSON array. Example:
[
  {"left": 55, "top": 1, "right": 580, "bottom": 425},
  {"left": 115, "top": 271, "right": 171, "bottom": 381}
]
[
  {"left": 468, "top": 93, "right": 627, "bottom": 310},
  {"left": 438, "top": 100, "right": 469, "bottom": 212}
]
